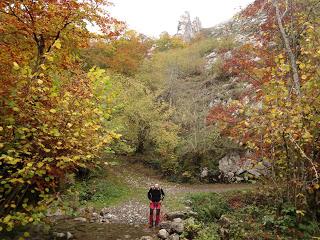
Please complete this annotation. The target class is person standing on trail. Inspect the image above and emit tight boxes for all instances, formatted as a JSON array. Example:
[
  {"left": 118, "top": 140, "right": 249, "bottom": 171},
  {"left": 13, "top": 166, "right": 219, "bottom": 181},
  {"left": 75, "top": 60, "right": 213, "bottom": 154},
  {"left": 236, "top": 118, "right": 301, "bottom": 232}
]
[{"left": 148, "top": 183, "right": 165, "bottom": 227}]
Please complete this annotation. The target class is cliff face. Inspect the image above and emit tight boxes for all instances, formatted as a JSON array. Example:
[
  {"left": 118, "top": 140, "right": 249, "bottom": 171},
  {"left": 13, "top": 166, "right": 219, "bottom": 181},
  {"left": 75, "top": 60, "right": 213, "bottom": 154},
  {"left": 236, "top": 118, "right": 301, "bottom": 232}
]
[
  {"left": 165, "top": 7, "right": 269, "bottom": 182},
  {"left": 176, "top": 11, "right": 202, "bottom": 42}
]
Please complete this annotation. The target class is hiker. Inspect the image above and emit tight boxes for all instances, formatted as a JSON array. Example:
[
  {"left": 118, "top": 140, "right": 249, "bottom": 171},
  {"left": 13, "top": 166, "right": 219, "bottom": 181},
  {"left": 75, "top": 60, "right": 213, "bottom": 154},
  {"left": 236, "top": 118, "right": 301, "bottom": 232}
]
[{"left": 148, "top": 183, "right": 165, "bottom": 227}]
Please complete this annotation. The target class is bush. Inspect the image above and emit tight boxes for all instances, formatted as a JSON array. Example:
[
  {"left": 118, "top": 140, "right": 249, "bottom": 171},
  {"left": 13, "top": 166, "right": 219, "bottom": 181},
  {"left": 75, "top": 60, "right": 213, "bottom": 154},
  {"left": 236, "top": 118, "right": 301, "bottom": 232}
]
[
  {"left": 190, "top": 193, "right": 231, "bottom": 222},
  {"left": 196, "top": 223, "right": 220, "bottom": 240},
  {"left": 181, "top": 217, "right": 203, "bottom": 240}
]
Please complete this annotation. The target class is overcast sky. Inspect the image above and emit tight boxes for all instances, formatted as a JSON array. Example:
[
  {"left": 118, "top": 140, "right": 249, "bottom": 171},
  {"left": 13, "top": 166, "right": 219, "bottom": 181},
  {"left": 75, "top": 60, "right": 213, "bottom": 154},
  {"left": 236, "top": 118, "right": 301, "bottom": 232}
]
[{"left": 110, "top": 0, "right": 254, "bottom": 37}]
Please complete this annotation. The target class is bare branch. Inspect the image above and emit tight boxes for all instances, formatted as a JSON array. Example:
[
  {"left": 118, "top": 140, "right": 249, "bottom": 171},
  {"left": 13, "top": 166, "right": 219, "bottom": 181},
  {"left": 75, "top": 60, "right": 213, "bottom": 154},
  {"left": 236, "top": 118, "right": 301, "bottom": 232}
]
[{"left": 288, "top": 134, "right": 319, "bottom": 183}]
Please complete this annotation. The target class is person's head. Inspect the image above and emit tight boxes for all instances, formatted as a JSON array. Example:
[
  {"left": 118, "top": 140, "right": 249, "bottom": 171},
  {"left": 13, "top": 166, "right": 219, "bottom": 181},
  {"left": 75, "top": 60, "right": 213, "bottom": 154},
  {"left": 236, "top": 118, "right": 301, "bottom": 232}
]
[{"left": 154, "top": 183, "right": 159, "bottom": 189}]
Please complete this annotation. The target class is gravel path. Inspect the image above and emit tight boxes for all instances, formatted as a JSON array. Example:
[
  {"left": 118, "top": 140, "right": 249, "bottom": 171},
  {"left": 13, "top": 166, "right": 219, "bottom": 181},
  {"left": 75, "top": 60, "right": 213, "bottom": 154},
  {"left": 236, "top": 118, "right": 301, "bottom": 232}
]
[{"left": 103, "top": 162, "right": 254, "bottom": 225}]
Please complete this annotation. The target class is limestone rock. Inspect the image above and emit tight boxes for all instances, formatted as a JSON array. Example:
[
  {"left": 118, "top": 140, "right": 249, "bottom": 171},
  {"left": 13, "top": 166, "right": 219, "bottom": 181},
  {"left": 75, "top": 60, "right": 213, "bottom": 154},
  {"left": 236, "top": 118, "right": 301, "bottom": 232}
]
[
  {"left": 67, "top": 232, "right": 73, "bottom": 239},
  {"left": 74, "top": 217, "right": 87, "bottom": 222},
  {"left": 158, "top": 229, "right": 170, "bottom": 239},
  {"left": 173, "top": 218, "right": 183, "bottom": 223},
  {"left": 165, "top": 211, "right": 186, "bottom": 220},
  {"left": 169, "top": 233, "right": 180, "bottom": 240},
  {"left": 159, "top": 221, "right": 172, "bottom": 232},
  {"left": 200, "top": 167, "right": 208, "bottom": 178},
  {"left": 177, "top": 11, "right": 201, "bottom": 42},
  {"left": 140, "top": 236, "right": 154, "bottom": 240},
  {"left": 53, "top": 232, "right": 65, "bottom": 238},
  {"left": 171, "top": 221, "right": 184, "bottom": 234}
]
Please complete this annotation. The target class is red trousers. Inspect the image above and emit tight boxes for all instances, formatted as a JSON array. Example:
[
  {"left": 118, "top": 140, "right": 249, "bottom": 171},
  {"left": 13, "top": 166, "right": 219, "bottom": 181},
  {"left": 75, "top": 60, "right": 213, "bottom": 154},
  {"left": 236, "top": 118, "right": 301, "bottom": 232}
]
[{"left": 149, "top": 202, "right": 161, "bottom": 226}]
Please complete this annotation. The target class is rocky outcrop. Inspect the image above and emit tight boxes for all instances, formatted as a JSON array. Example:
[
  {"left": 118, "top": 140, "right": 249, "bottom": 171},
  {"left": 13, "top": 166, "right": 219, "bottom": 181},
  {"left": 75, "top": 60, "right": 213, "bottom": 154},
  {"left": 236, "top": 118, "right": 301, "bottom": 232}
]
[
  {"left": 217, "top": 152, "right": 269, "bottom": 182},
  {"left": 177, "top": 11, "right": 202, "bottom": 42}
]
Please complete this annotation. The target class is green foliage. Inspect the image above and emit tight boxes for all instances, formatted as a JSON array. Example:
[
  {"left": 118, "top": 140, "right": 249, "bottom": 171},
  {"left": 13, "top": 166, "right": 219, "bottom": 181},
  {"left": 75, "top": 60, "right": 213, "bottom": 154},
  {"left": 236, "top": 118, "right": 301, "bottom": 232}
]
[
  {"left": 190, "top": 193, "right": 231, "bottom": 221},
  {"left": 155, "top": 32, "right": 186, "bottom": 51},
  {"left": 195, "top": 224, "right": 220, "bottom": 240},
  {"left": 0, "top": 60, "right": 116, "bottom": 232},
  {"left": 188, "top": 190, "right": 320, "bottom": 240},
  {"left": 181, "top": 217, "right": 204, "bottom": 240},
  {"left": 105, "top": 73, "right": 180, "bottom": 173}
]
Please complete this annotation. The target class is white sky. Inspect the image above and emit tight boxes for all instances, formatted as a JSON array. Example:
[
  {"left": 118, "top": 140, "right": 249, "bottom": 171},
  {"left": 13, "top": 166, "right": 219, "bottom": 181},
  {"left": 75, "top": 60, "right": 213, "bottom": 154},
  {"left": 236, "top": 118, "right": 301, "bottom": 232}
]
[{"left": 110, "top": 0, "right": 254, "bottom": 37}]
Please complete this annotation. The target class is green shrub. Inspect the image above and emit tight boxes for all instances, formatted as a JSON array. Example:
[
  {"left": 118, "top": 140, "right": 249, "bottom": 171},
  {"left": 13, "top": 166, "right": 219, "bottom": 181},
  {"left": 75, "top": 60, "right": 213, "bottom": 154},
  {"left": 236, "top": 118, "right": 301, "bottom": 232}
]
[
  {"left": 181, "top": 217, "right": 203, "bottom": 240},
  {"left": 190, "top": 193, "right": 231, "bottom": 222},
  {"left": 196, "top": 223, "right": 220, "bottom": 240}
]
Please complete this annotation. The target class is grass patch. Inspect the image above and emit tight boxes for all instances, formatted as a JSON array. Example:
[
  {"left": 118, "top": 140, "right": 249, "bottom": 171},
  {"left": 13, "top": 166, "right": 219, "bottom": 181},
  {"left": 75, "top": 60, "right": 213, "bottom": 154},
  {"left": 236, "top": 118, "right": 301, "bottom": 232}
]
[
  {"left": 61, "top": 165, "right": 140, "bottom": 211},
  {"left": 164, "top": 192, "right": 188, "bottom": 212}
]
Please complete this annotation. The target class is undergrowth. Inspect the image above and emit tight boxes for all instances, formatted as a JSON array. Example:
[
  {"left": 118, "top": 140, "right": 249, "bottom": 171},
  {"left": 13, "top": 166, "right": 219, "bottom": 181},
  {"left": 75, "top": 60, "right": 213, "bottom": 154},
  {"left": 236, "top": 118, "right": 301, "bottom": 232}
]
[{"left": 184, "top": 191, "right": 320, "bottom": 240}]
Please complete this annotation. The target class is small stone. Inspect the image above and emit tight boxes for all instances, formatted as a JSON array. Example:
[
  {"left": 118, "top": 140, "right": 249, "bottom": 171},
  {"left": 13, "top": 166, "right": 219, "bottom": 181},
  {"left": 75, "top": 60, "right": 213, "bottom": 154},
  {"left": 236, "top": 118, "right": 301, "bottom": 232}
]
[
  {"left": 92, "top": 212, "right": 99, "bottom": 218},
  {"left": 67, "top": 232, "right": 73, "bottom": 239},
  {"left": 100, "top": 207, "right": 109, "bottom": 216},
  {"left": 74, "top": 217, "right": 87, "bottom": 222},
  {"left": 124, "top": 235, "right": 131, "bottom": 239},
  {"left": 53, "top": 232, "right": 65, "bottom": 238},
  {"left": 140, "top": 236, "right": 153, "bottom": 240},
  {"left": 158, "top": 229, "right": 169, "bottom": 239},
  {"left": 105, "top": 213, "right": 114, "bottom": 219},
  {"left": 173, "top": 218, "right": 182, "bottom": 223},
  {"left": 235, "top": 176, "right": 244, "bottom": 182},
  {"left": 169, "top": 233, "right": 180, "bottom": 240}
]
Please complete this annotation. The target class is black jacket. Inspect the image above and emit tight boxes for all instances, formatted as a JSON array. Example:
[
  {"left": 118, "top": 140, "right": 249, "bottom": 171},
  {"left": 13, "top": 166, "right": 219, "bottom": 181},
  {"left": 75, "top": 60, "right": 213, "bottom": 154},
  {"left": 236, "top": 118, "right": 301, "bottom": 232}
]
[{"left": 148, "top": 187, "right": 165, "bottom": 202}]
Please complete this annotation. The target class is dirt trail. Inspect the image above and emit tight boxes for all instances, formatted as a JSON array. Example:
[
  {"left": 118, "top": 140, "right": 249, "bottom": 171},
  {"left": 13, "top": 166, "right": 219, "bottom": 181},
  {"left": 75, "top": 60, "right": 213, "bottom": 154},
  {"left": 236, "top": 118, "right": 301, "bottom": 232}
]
[{"left": 105, "top": 162, "right": 254, "bottom": 225}]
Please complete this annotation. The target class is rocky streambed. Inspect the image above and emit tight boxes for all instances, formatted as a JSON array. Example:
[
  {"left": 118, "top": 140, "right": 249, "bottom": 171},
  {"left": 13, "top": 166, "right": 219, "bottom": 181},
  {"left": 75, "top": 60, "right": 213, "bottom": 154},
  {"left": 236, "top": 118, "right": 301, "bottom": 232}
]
[{"left": 26, "top": 209, "right": 197, "bottom": 240}]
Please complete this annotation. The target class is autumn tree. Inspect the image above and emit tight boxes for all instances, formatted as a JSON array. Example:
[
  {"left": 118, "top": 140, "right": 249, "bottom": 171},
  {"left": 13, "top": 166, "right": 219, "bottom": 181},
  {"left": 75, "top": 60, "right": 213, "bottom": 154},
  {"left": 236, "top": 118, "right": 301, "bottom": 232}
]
[
  {"left": 207, "top": 0, "right": 320, "bottom": 218},
  {"left": 154, "top": 32, "right": 185, "bottom": 52},
  {"left": 0, "top": 0, "right": 121, "bottom": 232},
  {"left": 82, "top": 30, "right": 151, "bottom": 76}
]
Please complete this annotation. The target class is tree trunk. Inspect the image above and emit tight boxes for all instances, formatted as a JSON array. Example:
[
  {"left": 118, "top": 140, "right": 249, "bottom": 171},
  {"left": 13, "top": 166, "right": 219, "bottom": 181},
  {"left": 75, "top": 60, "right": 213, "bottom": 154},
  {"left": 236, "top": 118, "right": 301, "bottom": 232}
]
[{"left": 273, "top": 0, "right": 301, "bottom": 96}]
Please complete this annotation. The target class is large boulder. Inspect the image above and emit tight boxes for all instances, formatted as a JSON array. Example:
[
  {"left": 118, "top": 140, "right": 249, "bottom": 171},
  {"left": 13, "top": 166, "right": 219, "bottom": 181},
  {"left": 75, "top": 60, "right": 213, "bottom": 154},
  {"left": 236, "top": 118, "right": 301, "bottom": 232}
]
[{"left": 158, "top": 229, "right": 170, "bottom": 239}]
